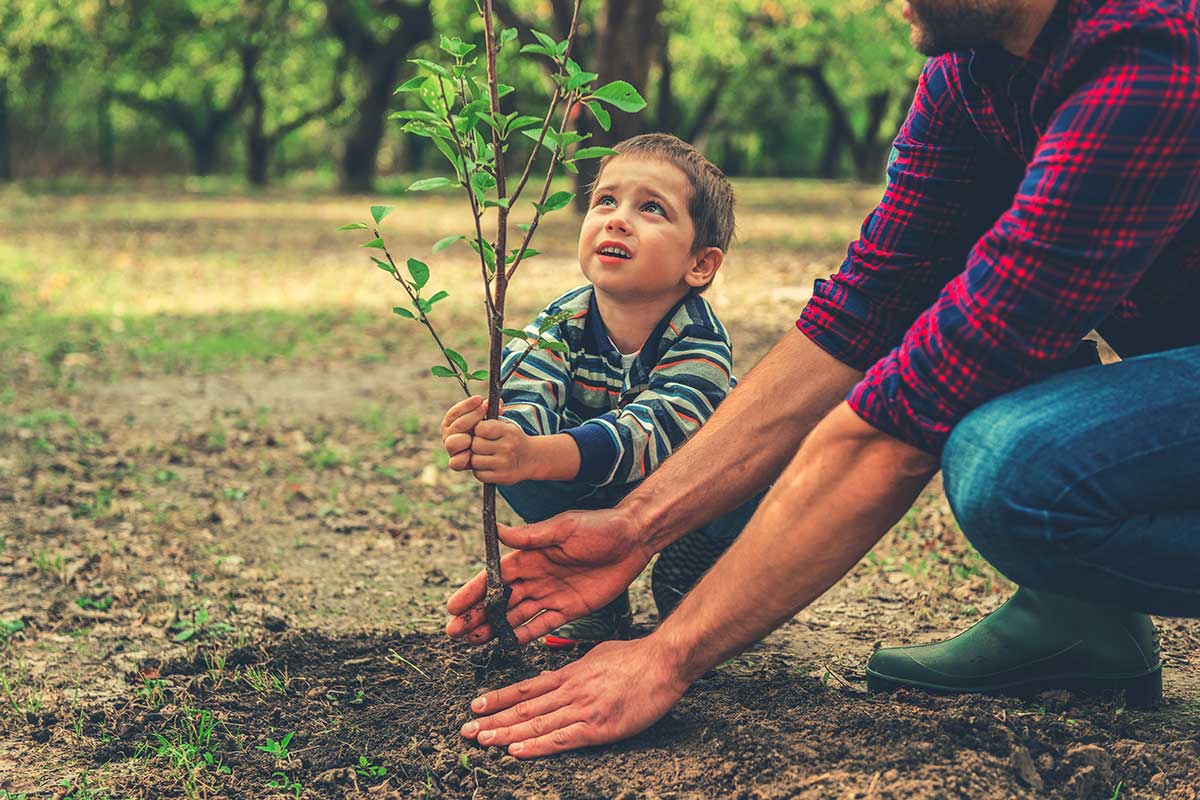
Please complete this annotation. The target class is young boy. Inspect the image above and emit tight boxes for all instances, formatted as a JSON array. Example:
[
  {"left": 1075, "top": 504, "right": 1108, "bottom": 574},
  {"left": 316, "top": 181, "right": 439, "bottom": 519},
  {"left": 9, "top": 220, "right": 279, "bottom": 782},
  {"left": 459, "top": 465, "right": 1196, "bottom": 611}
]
[{"left": 440, "top": 132, "right": 761, "bottom": 648}]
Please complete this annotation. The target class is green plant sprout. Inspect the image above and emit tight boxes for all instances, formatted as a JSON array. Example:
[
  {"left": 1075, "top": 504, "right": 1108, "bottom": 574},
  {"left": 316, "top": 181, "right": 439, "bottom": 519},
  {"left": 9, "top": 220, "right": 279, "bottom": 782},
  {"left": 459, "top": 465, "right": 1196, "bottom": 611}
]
[
  {"left": 355, "top": 755, "right": 387, "bottom": 779},
  {"left": 171, "top": 608, "right": 234, "bottom": 643},
  {"left": 339, "top": 0, "right": 645, "bottom": 655},
  {"left": 267, "top": 771, "right": 302, "bottom": 799},
  {"left": 256, "top": 730, "right": 295, "bottom": 760}
]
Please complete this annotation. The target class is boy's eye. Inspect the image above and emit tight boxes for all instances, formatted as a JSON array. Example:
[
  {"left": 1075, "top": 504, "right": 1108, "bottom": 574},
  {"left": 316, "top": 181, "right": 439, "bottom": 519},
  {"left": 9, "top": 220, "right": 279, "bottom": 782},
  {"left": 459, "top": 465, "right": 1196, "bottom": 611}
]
[
  {"left": 595, "top": 195, "right": 617, "bottom": 207},
  {"left": 641, "top": 201, "right": 666, "bottom": 217}
]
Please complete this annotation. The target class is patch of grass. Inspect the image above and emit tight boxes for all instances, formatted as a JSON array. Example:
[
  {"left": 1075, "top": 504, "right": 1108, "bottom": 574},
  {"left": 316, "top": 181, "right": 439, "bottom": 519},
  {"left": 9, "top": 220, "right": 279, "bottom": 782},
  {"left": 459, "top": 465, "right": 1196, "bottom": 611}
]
[
  {"left": 256, "top": 730, "right": 295, "bottom": 761},
  {"left": 73, "top": 487, "right": 115, "bottom": 519},
  {"left": 241, "top": 665, "right": 289, "bottom": 695},
  {"left": 32, "top": 550, "right": 68, "bottom": 582},
  {"left": 154, "top": 468, "right": 178, "bottom": 484},
  {"left": 58, "top": 772, "right": 110, "bottom": 800},
  {"left": 267, "top": 771, "right": 302, "bottom": 799},
  {"left": 222, "top": 487, "right": 247, "bottom": 501},
  {"left": 148, "top": 707, "right": 231, "bottom": 799},
  {"left": 137, "top": 678, "right": 169, "bottom": 708},
  {"left": 307, "top": 443, "right": 347, "bottom": 471},
  {"left": 0, "top": 619, "right": 24, "bottom": 641}
]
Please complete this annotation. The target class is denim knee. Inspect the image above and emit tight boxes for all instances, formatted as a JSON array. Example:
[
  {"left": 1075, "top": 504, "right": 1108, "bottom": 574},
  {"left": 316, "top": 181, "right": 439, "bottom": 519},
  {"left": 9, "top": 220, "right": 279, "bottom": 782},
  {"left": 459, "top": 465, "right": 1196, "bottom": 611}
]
[{"left": 942, "top": 399, "right": 1058, "bottom": 585}]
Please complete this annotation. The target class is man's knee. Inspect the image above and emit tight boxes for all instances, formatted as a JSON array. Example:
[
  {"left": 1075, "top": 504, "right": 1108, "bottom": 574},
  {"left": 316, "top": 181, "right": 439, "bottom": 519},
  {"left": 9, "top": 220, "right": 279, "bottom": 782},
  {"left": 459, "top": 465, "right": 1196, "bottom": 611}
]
[{"left": 942, "top": 399, "right": 1057, "bottom": 576}]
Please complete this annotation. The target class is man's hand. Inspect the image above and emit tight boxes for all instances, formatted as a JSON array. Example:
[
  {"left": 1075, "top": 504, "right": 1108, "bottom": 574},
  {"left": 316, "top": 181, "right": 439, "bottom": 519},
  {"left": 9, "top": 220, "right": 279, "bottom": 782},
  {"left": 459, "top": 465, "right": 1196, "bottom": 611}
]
[
  {"left": 446, "top": 507, "right": 652, "bottom": 645},
  {"left": 468, "top": 418, "right": 535, "bottom": 486},
  {"left": 440, "top": 395, "right": 487, "bottom": 472},
  {"left": 460, "top": 637, "right": 688, "bottom": 757}
]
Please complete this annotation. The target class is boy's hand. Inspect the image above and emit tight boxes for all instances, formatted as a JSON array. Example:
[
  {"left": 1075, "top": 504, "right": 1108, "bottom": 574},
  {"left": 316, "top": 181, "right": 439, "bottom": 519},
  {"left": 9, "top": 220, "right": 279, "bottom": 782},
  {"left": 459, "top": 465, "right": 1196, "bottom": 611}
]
[
  {"left": 441, "top": 395, "right": 487, "bottom": 472},
  {"left": 469, "top": 419, "right": 535, "bottom": 485}
]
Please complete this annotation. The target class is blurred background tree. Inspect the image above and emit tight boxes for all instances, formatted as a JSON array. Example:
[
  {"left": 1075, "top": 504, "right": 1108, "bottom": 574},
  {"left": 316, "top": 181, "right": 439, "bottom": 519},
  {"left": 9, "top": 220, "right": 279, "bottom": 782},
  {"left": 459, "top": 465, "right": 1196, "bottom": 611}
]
[{"left": 0, "top": 0, "right": 922, "bottom": 188}]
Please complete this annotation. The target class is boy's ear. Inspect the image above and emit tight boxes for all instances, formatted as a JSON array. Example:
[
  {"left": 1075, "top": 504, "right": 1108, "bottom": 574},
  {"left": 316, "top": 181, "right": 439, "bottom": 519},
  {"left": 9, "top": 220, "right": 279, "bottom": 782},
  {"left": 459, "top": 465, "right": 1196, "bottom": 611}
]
[{"left": 685, "top": 247, "right": 724, "bottom": 289}]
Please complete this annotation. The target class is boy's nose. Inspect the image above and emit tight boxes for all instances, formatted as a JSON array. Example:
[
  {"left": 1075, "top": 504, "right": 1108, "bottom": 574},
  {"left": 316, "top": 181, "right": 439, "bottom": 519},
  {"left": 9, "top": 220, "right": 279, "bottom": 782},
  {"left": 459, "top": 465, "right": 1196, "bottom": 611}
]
[{"left": 605, "top": 215, "right": 630, "bottom": 233}]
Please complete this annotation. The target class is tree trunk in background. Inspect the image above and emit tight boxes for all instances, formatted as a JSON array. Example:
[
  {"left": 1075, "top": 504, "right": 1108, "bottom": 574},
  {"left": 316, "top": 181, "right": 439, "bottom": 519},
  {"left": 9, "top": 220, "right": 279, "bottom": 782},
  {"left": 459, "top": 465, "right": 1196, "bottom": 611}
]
[
  {"left": 0, "top": 81, "right": 11, "bottom": 181},
  {"left": 573, "top": 0, "right": 663, "bottom": 210},
  {"left": 242, "top": 44, "right": 269, "bottom": 187},
  {"left": 189, "top": 132, "right": 219, "bottom": 177},
  {"left": 325, "top": 0, "right": 433, "bottom": 194},
  {"left": 98, "top": 90, "right": 115, "bottom": 177}
]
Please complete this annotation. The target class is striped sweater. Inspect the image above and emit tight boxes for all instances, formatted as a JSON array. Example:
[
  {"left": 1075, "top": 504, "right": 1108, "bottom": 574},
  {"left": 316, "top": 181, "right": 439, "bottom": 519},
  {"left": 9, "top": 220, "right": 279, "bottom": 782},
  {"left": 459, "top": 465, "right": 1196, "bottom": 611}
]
[{"left": 500, "top": 285, "right": 736, "bottom": 486}]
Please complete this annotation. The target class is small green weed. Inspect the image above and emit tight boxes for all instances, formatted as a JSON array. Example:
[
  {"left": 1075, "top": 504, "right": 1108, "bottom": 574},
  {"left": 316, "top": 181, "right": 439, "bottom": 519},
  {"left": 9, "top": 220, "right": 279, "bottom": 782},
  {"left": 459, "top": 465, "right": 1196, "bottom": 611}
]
[
  {"left": 72, "top": 487, "right": 115, "bottom": 519},
  {"left": 356, "top": 755, "right": 387, "bottom": 779},
  {"left": 150, "top": 707, "right": 231, "bottom": 798},
  {"left": 0, "top": 618, "right": 24, "bottom": 641},
  {"left": 32, "top": 550, "right": 68, "bottom": 581},
  {"left": 222, "top": 487, "right": 247, "bottom": 501},
  {"left": 58, "top": 772, "right": 109, "bottom": 800},
  {"left": 137, "top": 678, "right": 168, "bottom": 708},
  {"left": 307, "top": 444, "right": 346, "bottom": 470},
  {"left": 75, "top": 596, "right": 114, "bottom": 612},
  {"left": 170, "top": 608, "right": 234, "bottom": 643},
  {"left": 256, "top": 730, "right": 295, "bottom": 760},
  {"left": 267, "top": 771, "right": 302, "bottom": 799},
  {"left": 154, "top": 468, "right": 178, "bottom": 484}
]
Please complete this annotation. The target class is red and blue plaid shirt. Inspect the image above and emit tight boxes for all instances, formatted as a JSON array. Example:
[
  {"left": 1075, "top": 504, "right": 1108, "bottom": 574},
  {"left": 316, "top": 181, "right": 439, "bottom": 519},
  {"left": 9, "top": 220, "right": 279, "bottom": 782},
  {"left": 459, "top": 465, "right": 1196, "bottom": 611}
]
[{"left": 798, "top": 0, "right": 1200, "bottom": 454}]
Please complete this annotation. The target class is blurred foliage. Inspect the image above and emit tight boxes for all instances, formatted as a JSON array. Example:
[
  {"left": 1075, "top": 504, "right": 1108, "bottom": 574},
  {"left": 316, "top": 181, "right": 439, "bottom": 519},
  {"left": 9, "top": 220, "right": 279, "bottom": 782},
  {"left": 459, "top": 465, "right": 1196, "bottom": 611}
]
[{"left": 0, "top": 0, "right": 923, "bottom": 184}]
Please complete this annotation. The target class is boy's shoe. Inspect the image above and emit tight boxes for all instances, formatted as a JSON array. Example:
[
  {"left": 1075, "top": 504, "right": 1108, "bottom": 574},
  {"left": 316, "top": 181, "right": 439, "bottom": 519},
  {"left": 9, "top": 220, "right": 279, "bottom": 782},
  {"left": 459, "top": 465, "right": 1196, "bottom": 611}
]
[
  {"left": 651, "top": 533, "right": 732, "bottom": 618},
  {"left": 866, "top": 587, "right": 1162, "bottom": 707},
  {"left": 543, "top": 591, "right": 633, "bottom": 650}
]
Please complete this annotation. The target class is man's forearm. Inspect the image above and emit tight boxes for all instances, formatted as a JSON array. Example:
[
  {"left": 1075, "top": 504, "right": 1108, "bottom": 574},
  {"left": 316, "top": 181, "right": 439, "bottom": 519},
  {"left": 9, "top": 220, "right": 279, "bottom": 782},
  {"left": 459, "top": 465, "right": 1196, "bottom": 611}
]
[
  {"left": 622, "top": 327, "right": 862, "bottom": 554},
  {"left": 653, "top": 403, "right": 940, "bottom": 683}
]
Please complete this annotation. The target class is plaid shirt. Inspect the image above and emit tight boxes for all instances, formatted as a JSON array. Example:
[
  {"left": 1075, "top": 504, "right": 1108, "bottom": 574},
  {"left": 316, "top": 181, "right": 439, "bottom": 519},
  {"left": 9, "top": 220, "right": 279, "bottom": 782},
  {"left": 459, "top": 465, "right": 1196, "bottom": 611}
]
[
  {"left": 798, "top": 0, "right": 1200, "bottom": 454},
  {"left": 501, "top": 285, "right": 736, "bottom": 486}
]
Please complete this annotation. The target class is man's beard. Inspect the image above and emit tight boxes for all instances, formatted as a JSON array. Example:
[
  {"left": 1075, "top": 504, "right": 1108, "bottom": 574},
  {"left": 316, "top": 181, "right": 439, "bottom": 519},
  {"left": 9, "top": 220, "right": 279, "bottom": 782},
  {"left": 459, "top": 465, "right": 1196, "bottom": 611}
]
[{"left": 907, "top": 0, "right": 1023, "bottom": 56}]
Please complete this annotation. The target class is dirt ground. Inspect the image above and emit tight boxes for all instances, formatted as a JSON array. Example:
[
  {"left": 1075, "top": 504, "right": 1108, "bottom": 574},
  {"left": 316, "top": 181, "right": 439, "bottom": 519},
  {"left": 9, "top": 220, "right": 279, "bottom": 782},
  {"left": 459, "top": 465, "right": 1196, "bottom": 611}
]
[{"left": 1, "top": 183, "right": 1198, "bottom": 799}]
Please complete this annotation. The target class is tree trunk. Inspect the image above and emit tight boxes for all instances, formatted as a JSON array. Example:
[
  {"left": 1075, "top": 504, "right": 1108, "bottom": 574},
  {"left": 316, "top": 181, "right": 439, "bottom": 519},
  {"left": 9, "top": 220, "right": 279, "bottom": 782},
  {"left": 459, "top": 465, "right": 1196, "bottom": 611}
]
[
  {"left": 574, "top": 0, "right": 663, "bottom": 209},
  {"left": 243, "top": 45, "right": 269, "bottom": 187},
  {"left": 98, "top": 90, "right": 115, "bottom": 177},
  {"left": 340, "top": 61, "right": 396, "bottom": 193},
  {"left": 818, "top": 113, "right": 843, "bottom": 179},
  {"left": 0, "top": 80, "right": 11, "bottom": 182},
  {"left": 189, "top": 132, "right": 219, "bottom": 177}
]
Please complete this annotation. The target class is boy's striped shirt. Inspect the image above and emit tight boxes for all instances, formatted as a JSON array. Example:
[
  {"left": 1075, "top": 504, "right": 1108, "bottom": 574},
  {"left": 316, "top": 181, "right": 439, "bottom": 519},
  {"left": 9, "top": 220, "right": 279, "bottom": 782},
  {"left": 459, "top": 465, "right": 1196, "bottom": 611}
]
[{"left": 501, "top": 285, "right": 735, "bottom": 486}]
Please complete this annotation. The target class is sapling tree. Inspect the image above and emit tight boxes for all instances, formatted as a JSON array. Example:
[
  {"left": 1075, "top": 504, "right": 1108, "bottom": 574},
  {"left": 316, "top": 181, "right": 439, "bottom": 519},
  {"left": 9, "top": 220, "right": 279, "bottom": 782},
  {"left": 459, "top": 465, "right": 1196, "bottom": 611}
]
[{"left": 339, "top": 0, "right": 645, "bottom": 657}]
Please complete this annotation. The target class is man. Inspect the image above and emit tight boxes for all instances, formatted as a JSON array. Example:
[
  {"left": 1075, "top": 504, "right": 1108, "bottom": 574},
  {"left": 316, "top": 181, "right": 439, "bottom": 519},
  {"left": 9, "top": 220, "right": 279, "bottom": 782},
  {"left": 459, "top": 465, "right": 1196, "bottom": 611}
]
[{"left": 444, "top": 0, "right": 1200, "bottom": 758}]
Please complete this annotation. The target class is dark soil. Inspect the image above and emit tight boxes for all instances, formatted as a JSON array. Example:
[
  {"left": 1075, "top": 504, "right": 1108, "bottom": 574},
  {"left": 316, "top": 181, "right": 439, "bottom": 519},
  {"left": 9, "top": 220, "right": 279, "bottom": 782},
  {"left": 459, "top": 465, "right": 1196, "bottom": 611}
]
[{"left": 22, "top": 630, "right": 1193, "bottom": 799}]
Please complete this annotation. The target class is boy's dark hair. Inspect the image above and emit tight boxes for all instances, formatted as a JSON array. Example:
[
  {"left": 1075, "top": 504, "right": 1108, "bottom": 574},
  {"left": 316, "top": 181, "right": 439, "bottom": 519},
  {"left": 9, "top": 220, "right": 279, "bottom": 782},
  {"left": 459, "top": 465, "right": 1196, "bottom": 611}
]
[{"left": 591, "top": 132, "right": 735, "bottom": 257}]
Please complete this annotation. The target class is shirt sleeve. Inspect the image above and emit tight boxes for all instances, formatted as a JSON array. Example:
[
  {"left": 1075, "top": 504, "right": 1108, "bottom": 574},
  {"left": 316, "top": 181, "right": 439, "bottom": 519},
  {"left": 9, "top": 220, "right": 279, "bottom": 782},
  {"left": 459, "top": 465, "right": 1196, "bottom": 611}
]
[
  {"left": 850, "top": 18, "right": 1200, "bottom": 454},
  {"left": 498, "top": 308, "right": 573, "bottom": 437},
  {"left": 563, "top": 325, "right": 734, "bottom": 486},
  {"left": 797, "top": 55, "right": 1005, "bottom": 370}
]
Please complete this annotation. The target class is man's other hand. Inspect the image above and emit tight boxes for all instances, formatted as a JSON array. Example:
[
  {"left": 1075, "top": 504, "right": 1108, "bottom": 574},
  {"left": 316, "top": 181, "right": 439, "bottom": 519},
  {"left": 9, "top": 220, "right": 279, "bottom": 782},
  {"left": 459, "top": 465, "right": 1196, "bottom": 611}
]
[
  {"left": 446, "top": 507, "right": 652, "bottom": 645},
  {"left": 460, "top": 637, "right": 688, "bottom": 757}
]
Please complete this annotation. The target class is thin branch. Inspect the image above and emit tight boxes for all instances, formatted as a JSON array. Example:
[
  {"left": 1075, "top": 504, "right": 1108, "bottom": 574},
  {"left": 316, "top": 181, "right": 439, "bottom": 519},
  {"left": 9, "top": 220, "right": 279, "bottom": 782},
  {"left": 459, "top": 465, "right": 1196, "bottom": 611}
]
[
  {"left": 497, "top": 337, "right": 540, "bottom": 387},
  {"left": 375, "top": 231, "right": 470, "bottom": 397}
]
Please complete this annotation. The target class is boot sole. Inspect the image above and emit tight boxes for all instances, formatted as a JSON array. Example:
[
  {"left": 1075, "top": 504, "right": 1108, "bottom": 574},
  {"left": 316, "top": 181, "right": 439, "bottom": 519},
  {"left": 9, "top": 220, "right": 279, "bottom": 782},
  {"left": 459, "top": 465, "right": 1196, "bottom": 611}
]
[{"left": 866, "top": 665, "right": 1162, "bottom": 708}]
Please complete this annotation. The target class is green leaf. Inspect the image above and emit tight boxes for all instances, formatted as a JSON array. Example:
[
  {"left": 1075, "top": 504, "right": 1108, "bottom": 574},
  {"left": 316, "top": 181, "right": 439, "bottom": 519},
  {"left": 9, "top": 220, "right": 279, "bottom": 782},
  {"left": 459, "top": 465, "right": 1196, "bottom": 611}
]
[
  {"left": 507, "top": 115, "right": 543, "bottom": 134},
  {"left": 521, "top": 127, "right": 558, "bottom": 152},
  {"left": 431, "top": 365, "right": 457, "bottom": 378},
  {"left": 497, "top": 83, "right": 515, "bottom": 98},
  {"left": 539, "top": 309, "right": 573, "bottom": 332},
  {"left": 371, "top": 257, "right": 394, "bottom": 274},
  {"left": 433, "top": 235, "right": 465, "bottom": 252},
  {"left": 371, "top": 205, "right": 394, "bottom": 225},
  {"left": 362, "top": 238, "right": 387, "bottom": 250},
  {"left": 406, "top": 258, "right": 430, "bottom": 290},
  {"left": 539, "top": 340, "right": 569, "bottom": 353},
  {"left": 431, "top": 136, "right": 463, "bottom": 179},
  {"left": 534, "top": 191, "right": 574, "bottom": 214},
  {"left": 389, "top": 109, "right": 442, "bottom": 122},
  {"left": 445, "top": 349, "right": 469, "bottom": 373},
  {"left": 469, "top": 238, "right": 497, "bottom": 273},
  {"left": 501, "top": 328, "right": 529, "bottom": 339},
  {"left": 588, "top": 81, "right": 647, "bottom": 113},
  {"left": 408, "top": 177, "right": 454, "bottom": 192},
  {"left": 518, "top": 223, "right": 533, "bottom": 232},
  {"left": 392, "top": 306, "right": 415, "bottom": 319},
  {"left": 418, "top": 76, "right": 451, "bottom": 114},
  {"left": 173, "top": 628, "right": 195, "bottom": 643},
  {"left": 571, "top": 146, "right": 619, "bottom": 161},
  {"left": 499, "top": 28, "right": 518, "bottom": 49},
  {"left": 583, "top": 101, "right": 611, "bottom": 132},
  {"left": 482, "top": 198, "right": 510, "bottom": 209},
  {"left": 439, "top": 35, "right": 475, "bottom": 58},
  {"left": 507, "top": 248, "right": 541, "bottom": 264},
  {"left": 519, "top": 44, "right": 555, "bottom": 58},
  {"left": 530, "top": 29, "right": 557, "bottom": 49},
  {"left": 566, "top": 71, "right": 599, "bottom": 92},
  {"left": 471, "top": 171, "right": 497, "bottom": 203},
  {"left": 561, "top": 159, "right": 579, "bottom": 174},
  {"left": 409, "top": 58, "right": 451, "bottom": 79},
  {"left": 393, "top": 75, "right": 427, "bottom": 94},
  {"left": 402, "top": 120, "right": 450, "bottom": 139},
  {"left": 337, "top": 222, "right": 369, "bottom": 231},
  {"left": 469, "top": 370, "right": 489, "bottom": 381},
  {"left": 426, "top": 290, "right": 449, "bottom": 307}
]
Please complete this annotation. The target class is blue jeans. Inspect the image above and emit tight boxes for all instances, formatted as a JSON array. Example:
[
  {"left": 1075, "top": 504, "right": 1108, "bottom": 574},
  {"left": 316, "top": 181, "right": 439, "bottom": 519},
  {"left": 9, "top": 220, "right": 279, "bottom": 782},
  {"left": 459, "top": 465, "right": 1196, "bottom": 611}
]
[
  {"left": 500, "top": 477, "right": 764, "bottom": 615},
  {"left": 942, "top": 344, "right": 1200, "bottom": 617}
]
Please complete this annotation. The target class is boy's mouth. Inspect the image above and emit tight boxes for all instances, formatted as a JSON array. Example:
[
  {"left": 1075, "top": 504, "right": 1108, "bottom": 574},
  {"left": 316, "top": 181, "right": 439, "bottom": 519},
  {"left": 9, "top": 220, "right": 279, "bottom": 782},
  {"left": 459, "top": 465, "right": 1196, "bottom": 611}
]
[{"left": 596, "top": 242, "right": 632, "bottom": 262}]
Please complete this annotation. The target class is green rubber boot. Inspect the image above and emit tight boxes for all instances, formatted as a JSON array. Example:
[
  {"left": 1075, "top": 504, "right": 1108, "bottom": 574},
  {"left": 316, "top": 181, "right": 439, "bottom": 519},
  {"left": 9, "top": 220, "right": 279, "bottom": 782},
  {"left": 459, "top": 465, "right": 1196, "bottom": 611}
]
[{"left": 866, "top": 587, "right": 1162, "bottom": 707}]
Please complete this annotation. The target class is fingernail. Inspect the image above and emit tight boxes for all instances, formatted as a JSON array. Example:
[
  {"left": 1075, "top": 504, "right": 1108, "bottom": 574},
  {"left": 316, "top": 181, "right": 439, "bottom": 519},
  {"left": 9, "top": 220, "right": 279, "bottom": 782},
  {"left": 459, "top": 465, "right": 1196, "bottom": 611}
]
[
  {"left": 472, "top": 697, "right": 487, "bottom": 712},
  {"left": 479, "top": 730, "right": 494, "bottom": 744},
  {"left": 509, "top": 742, "right": 524, "bottom": 755},
  {"left": 462, "top": 721, "right": 478, "bottom": 737}
]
